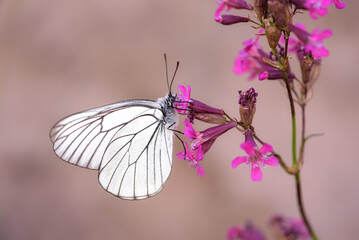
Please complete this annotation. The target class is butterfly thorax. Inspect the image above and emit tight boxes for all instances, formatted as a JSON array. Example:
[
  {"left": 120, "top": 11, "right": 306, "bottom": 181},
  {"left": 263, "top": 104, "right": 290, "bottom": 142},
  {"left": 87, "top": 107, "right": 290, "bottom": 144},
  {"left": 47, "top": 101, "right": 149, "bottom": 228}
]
[{"left": 157, "top": 93, "right": 178, "bottom": 126}]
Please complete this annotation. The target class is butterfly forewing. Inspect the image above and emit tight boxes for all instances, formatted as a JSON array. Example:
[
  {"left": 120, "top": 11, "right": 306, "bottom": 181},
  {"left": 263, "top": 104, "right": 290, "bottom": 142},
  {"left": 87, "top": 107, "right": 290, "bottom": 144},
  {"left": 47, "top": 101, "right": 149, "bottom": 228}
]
[{"left": 50, "top": 97, "right": 177, "bottom": 199}]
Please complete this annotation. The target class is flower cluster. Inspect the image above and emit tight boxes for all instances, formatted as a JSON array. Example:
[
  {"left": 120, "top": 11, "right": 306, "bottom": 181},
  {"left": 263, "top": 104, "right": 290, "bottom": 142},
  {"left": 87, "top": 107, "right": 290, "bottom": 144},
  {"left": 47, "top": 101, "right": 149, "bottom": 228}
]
[
  {"left": 227, "top": 222, "right": 266, "bottom": 240},
  {"left": 215, "top": 0, "right": 345, "bottom": 82},
  {"left": 211, "top": 0, "right": 346, "bottom": 239},
  {"left": 175, "top": 85, "right": 237, "bottom": 177},
  {"left": 228, "top": 215, "right": 309, "bottom": 240},
  {"left": 215, "top": 0, "right": 346, "bottom": 23},
  {"left": 286, "top": 23, "right": 332, "bottom": 59},
  {"left": 175, "top": 86, "right": 278, "bottom": 181},
  {"left": 270, "top": 215, "right": 310, "bottom": 239}
]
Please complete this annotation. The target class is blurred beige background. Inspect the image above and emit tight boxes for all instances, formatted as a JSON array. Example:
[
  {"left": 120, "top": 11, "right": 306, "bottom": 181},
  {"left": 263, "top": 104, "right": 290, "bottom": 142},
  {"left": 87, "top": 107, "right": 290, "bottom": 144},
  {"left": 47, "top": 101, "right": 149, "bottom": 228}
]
[{"left": 0, "top": 0, "right": 358, "bottom": 239}]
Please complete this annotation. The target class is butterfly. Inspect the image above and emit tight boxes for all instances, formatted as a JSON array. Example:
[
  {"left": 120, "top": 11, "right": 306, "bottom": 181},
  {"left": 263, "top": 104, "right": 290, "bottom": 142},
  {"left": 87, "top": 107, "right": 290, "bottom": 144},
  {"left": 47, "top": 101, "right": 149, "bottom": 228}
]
[{"left": 50, "top": 57, "right": 181, "bottom": 200}]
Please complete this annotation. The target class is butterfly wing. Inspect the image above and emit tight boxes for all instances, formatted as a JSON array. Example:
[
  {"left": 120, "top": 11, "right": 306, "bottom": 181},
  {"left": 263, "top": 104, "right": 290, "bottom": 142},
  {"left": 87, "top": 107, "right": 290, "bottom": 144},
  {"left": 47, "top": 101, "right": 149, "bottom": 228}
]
[{"left": 50, "top": 99, "right": 176, "bottom": 199}]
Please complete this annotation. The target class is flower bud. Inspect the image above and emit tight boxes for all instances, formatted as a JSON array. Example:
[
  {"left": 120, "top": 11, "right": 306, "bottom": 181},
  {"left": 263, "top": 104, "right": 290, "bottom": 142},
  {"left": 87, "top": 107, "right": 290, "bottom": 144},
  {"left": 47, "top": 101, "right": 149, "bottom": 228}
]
[
  {"left": 288, "top": 0, "right": 307, "bottom": 10},
  {"left": 238, "top": 88, "right": 258, "bottom": 126},
  {"left": 258, "top": 70, "right": 296, "bottom": 80},
  {"left": 253, "top": 0, "right": 267, "bottom": 22},
  {"left": 199, "top": 121, "right": 237, "bottom": 153},
  {"left": 226, "top": 0, "right": 254, "bottom": 10},
  {"left": 216, "top": 15, "right": 250, "bottom": 25},
  {"left": 268, "top": 0, "right": 292, "bottom": 31},
  {"left": 188, "top": 99, "right": 227, "bottom": 124},
  {"left": 297, "top": 49, "right": 321, "bottom": 89},
  {"left": 263, "top": 17, "right": 282, "bottom": 49}
]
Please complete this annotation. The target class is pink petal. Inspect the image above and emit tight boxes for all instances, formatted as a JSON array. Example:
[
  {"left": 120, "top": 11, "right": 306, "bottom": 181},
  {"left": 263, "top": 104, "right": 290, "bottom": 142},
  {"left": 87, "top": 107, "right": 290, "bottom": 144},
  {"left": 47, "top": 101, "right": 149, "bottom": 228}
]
[
  {"left": 227, "top": 226, "right": 242, "bottom": 240},
  {"left": 316, "top": 8, "right": 328, "bottom": 16},
  {"left": 258, "top": 71, "right": 268, "bottom": 80},
  {"left": 178, "top": 85, "right": 191, "bottom": 101},
  {"left": 318, "top": 48, "right": 329, "bottom": 57},
  {"left": 318, "top": 29, "right": 333, "bottom": 39},
  {"left": 177, "top": 142, "right": 190, "bottom": 160},
  {"left": 309, "top": 11, "right": 318, "bottom": 20},
  {"left": 184, "top": 119, "right": 198, "bottom": 139},
  {"left": 295, "top": 23, "right": 306, "bottom": 31},
  {"left": 178, "top": 84, "right": 187, "bottom": 94},
  {"left": 214, "top": 3, "right": 226, "bottom": 19},
  {"left": 251, "top": 164, "right": 263, "bottom": 181},
  {"left": 334, "top": 0, "right": 346, "bottom": 9},
  {"left": 232, "top": 156, "right": 247, "bottom": 168},
  {"left": 197, "top": 164, "right": 204, "bottom": 177},
  {"left": 263, "top": 156, "right": 279, "bottom": 166},
  {"left": 196, "top": 144, "right": 204, "bottom": 161},
  {"left": 323, "top": 0, "right": 332, "bottom": 6},
  {"left": 259, "top": 143, "right": 274, "bottom": 154},
  {"left": 241, "top": 141, "right": 256, "bottom": 155},
  {"left": 176, "top": 152, "right": 185, "bottom": 160}
]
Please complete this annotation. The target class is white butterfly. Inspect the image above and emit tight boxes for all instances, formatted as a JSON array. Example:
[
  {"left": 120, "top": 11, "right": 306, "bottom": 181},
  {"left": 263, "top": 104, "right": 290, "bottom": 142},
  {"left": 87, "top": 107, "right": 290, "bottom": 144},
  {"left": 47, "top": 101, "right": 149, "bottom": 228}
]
[
  {"left": 50, "top": 58, "right": 180, "bottom": 200},
  {"left": 50, "top": 95, "right": 178, "bottom": 200}
]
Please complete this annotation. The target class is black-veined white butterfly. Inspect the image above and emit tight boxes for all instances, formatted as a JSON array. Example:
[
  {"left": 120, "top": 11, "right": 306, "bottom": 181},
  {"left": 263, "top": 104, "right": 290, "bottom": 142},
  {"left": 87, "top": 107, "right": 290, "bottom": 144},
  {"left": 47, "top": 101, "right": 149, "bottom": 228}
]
[{"left": 50, "top": 57, "right": 180, "bottom": 200}]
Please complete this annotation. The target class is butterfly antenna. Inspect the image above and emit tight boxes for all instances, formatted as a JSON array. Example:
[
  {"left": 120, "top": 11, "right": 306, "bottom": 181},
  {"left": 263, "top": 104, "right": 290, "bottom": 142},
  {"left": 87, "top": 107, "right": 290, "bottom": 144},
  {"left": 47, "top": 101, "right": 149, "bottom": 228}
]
[
  {"left": 169, "top": 61, "right": 180, "bottom": 94},
  {"left": 164, "top": 54, "right": 170, "bottom": 93}
]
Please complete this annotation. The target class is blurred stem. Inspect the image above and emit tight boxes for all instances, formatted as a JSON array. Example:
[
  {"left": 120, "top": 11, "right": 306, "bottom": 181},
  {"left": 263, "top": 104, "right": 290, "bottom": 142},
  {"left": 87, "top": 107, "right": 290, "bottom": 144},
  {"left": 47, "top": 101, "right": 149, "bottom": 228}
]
[
  {"left": 298, "top": 103, "right": 306, "bottom": 169},
  {"left": 295, "top": 173, "right": 318, "bottom": 240}
]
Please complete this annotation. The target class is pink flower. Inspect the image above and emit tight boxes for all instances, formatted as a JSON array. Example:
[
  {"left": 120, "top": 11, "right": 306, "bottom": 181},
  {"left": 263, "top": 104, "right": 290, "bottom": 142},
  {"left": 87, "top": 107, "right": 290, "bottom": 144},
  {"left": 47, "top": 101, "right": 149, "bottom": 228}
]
[
  {"left": 270, "top": 215, "right": 310, "bottom": 239},
  {"left": 232, "top": 130, "right": 278, "bottom": 181},
  {"left": 183, "top": 119, "right": 202, "bottom": 139},
  {"left": 227, "top": 226, "right": 242, "bottom": 240},
  {"left": 184, "top": 119, "right": 237, "bottom": 154},
  {"left": 258, "top": 70, "right": 296, "bottom": 81},
  {"left": 305, "top": 0, "right": 332, "bottom": 19},
  {"left": 290, "top": 0, "right": 346, "bottom": 18},
  {"left": 306, "top": 28, "right": 332, "bottom": 58},
  {"left": 294, "top": 0, "right": 346, "bottom": 19},
  {"left": 215, "top": 0, "right": 253, "bottom": 22},
  {"left": 175, "top": 85, "right": 191, "bottom": 115},
  {"left": 286, "top": 23, "right": 332, "bottom": 59},
  {"left": 177, "top": 142, "right": 204, "bottom": 177},
  {"left": 227, "top": 223, "right": 266, "bottom": 240},
  {"left": 234, "top": 30, "right": 277, "bottom": 80},
  {"left": 333, "top": 0, "right": 346, "bottom": 9},
  {"left": 178, "top": 120, "right": 237, "bottom": 177}
]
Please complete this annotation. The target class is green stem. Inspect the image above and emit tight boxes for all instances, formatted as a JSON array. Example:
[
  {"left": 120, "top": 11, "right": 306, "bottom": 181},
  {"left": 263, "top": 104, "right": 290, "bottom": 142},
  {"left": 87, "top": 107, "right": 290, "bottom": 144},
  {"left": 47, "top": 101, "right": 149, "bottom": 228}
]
[
  {"left": 272, "top": 32, "right": 318, "bottom": 239},
  {"left": 271, "top": 48, "right": 297, "bottom": 166}
]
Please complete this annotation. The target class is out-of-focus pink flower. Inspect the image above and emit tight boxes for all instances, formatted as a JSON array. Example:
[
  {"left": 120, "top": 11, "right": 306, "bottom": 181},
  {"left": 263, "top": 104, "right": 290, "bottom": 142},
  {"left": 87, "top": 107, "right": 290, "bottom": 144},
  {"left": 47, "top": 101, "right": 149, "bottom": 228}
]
[
  {"left": 306, "top": 28, "right": 332, "bottom": 58},
  {"left": 258, "top": 70, "right": 296, "bottom": 81},
  {"left": 305, "top": 0, "right": 332, "bottom": 19},
  {"left": 215, "top": 0, "right": 253, "bottom": 22},
  {"left": 232, "top": 130, "right": 278, "bottom": 181},
  {"left": 290, "top": 0, "right": 346, "bottom": 19},
  {"left": 234, "top": 30, "right": 278, "bottom": 80},
  {"left": 227, "top": 222, "right": 266, "bottom": 240},
  {"left": 227, "top": 226, "right": 242, "bottom": 240},
  {"left": 175, "top": 85, "right": 191, "bottom": 115},
  {"left": 216, "top": 15, "right": 250, "bottom": 25},
  {"left": 333, "top": 0, "right": 346, "bottom": 9},
  {"left": 270, "top": 215, "right": 310, "bottom": 239},
  {"left": 285, "top": 23, "right": 332, "bottom": 59}
]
